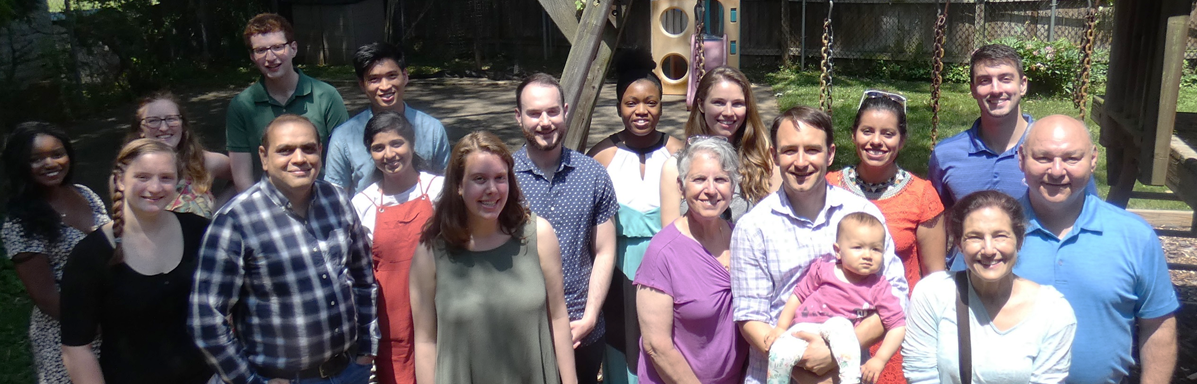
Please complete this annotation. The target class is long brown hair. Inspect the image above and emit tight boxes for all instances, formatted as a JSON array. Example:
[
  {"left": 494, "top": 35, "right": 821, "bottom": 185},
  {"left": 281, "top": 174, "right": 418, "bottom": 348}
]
[
  {"left": 421, "top": 131, "right": 528, "bottom": 249},
  {"left": 109, "top": 139, "right": 180, "bottom": 265},
  {"left": 684, "top": 66, "right": 773, "bottom": 204},
  {"left": 128, "top": 91, "right": 212, "bottom": 194}
]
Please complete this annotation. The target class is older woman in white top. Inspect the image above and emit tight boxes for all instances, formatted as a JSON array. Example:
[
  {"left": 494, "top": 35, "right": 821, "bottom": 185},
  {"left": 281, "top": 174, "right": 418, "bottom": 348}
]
[{"left": 903, "top": 190, "right": 1076, "bottom": 384}]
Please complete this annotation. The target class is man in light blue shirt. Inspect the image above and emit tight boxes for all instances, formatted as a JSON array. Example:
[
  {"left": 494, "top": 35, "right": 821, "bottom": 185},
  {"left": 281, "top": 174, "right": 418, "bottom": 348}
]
[
  {"left": 731, "top": 106, "right": 909, "bottom": 384},
  {"left": 324, "top": 42, "right": 450, "bottom": 194},
  {"left": 1013, "top": 115, "right": 1178, "bottom": 384}
]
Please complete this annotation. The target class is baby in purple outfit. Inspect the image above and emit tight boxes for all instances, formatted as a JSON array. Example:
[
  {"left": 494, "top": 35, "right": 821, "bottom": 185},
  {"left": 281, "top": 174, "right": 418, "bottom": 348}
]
[{"left": 764, "top": 212, "right": 907, "bottom": 384}]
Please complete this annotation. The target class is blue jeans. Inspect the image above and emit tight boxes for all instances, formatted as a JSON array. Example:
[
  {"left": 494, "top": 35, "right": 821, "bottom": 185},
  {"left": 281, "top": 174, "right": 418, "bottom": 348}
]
[{"left": 289, "top": 360, "right": 372, "bottom": 384}]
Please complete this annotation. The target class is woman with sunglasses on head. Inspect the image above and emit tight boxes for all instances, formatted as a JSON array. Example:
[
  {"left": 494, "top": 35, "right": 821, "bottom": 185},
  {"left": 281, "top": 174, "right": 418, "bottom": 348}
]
[
  {"left": 350, "top": 111, "right": 443, "bottom": 384},
  {"left": 826, "top": 90, "right": 947, "bottom": 384},
  {"left": 586, "top": 50, "right": 684, "bottom": 384},
  {"left": 59, "top": 139, "right": 214, "bottom": 383},
  {"left": 128, "top": 91, "right": 232, "bottom": 218},
  {"left": 658, "top": 66, "right": 778, "bottom": 226},
  {"left": 2, "top": 122, "right": 106, "bottom": 384},
  {"left": 410, "top": 131, "right": 576, "bottom": 384}
]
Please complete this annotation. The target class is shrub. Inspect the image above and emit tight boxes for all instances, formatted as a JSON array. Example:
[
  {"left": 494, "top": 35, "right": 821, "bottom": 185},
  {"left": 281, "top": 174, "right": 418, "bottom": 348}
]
[{"left": 992, "top": 36, "right": 1084, "bottom": 96}]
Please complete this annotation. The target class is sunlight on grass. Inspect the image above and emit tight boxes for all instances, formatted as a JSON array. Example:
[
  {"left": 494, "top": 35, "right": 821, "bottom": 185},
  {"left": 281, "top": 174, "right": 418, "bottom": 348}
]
[{"left": 767, "top": 68, "right": 1192, "bottom": 210}]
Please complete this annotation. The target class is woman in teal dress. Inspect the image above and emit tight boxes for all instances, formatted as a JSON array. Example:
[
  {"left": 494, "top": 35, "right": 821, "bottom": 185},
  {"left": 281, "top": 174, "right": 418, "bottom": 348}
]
[{"left": 587, "top": 50, "right": 684, "bottom": 384}]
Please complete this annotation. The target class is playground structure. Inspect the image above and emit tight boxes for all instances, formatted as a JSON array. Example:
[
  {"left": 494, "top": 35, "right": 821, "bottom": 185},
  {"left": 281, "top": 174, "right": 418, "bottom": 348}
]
[
  {"left": 648, "top": 0, "right": 741, "bottom": 96},
  {"left": 1091, "top": 0, "right": 1195, "bottom": 239}
]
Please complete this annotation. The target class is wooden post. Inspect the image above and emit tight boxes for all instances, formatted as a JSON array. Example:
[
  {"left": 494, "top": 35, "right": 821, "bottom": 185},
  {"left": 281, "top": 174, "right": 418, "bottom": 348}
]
[
  {"left": 1143, "top": 0, "right": 1189, "bottom": 185},
  {"left": 974, "top": 0, "right": 985, "bottom": 50},
  {"left": 538, "top": 0, "right": 581, "bottom": 44},
  {"left": 559, "top": 0, "right": 617, "bottom": 151}
]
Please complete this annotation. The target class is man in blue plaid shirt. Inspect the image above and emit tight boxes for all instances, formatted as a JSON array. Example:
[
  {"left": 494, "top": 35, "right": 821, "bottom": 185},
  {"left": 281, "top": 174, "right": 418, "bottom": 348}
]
[{"left": 190, "top": 114, "right": 378, "bottom": 384}]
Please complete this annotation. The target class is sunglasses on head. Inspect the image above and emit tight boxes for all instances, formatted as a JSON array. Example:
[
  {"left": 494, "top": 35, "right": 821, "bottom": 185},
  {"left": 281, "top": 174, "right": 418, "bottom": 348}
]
[
  {"left": 858, "top": 89, "right": 907, "bottom": 115},
  {"left": 686, "top": 135, "right": 729, "bottom": 147}
]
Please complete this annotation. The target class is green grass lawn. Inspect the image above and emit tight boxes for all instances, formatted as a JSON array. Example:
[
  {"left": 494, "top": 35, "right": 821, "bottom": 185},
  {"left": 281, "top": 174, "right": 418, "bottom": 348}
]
[{"left": 766, "top": 68, "right": 1192, "bottom": 210}]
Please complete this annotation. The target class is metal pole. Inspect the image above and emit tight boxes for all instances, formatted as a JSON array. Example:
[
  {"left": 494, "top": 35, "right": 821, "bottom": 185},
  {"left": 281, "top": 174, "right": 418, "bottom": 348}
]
[
  {"left": 801, "top": 0, "right": 807, "bottom": 68},
  {"left": 543, "top": 10, "right": 549, "bottom": 60},
  {"left": 1048, "top": 0, "right": 1057, "bottom": 41}
]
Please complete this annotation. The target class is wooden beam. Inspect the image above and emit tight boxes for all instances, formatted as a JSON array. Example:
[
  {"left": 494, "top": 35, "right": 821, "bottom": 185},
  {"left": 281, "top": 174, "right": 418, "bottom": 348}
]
[
  {"left": 1144, "top": 1, "right": 1189, "bottom": 185},
  {"left": 566, "top": 3, "right": 633, "bottom": 151},
  {"left": 539, "top": 0, "right": 580, "bottom": 44},
  {"left": 559, "top": 0, "right": 617, "bottom": 151}
]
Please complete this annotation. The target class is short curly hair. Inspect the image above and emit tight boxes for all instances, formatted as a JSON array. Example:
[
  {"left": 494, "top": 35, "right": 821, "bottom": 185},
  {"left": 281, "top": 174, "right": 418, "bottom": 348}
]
[{"left": 243, "top": 13, "right": 294, "bottom": 47}]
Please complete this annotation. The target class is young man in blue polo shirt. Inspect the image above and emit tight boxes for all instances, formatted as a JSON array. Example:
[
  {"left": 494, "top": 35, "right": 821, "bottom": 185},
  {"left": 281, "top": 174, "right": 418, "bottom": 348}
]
[
  {"left": 511, "top": 73, "right": 617, "bottom": 384},
  {"left": 927, "top": 44, "right": 1033, "bottom": 209},
  {"left": 324, "top": 42, "right": 451, "bottom": 194},
  {"left": 1013, "top": 115, "right": 1177, "bottom": 384}
]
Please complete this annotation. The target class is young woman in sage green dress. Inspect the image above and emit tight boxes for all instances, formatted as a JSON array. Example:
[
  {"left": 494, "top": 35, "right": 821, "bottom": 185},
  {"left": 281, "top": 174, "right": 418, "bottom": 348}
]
[{"left": 410, "top": 131, "right": 577, "bottom": 384}]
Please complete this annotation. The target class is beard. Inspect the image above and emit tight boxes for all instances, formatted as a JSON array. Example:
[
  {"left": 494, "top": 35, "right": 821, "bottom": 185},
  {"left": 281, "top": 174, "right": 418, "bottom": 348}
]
[{"left": 522, "top": 126, "right": 562, "bottom": 152}]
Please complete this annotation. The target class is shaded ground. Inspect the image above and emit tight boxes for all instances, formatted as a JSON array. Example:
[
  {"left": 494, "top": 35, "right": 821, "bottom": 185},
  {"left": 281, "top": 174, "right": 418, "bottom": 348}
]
[{"left": 44, "top": 77, "right": 1197, "bottom": 383}]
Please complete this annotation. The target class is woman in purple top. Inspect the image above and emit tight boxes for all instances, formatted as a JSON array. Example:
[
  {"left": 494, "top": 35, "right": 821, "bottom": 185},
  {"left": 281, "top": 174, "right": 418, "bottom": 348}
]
[{"left": 634, "top": 136, "right": 748, "bottom": 383}]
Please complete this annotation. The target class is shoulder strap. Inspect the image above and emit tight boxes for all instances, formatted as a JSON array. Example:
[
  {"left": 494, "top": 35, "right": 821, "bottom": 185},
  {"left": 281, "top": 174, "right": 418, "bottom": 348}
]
[{"left": 955, "top": 271, "right": 972, "bottom": 384}]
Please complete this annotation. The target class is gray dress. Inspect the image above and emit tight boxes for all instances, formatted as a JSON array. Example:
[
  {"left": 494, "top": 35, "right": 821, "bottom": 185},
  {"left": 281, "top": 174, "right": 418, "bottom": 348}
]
[{"left": 432, "top": 214, "right": 561, "bottom": 383}]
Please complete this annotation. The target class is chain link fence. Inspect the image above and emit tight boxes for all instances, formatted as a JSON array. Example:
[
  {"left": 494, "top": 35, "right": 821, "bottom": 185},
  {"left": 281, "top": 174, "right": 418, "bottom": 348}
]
[{"left": 747, "top": 0, "right": 1113, "bottom": 64}]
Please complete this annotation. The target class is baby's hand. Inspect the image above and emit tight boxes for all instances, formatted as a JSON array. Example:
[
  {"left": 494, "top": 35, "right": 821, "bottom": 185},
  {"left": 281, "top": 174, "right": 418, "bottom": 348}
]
[
  {"left": 861, "top": 357, "right": 886, "bottom": 384},
  {"left": 764, "top": 327, "right": 786, "bottom": 351}
]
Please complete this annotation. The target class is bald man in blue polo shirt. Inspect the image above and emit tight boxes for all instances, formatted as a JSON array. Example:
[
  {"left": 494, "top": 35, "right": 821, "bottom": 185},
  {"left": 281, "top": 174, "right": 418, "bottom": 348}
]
[{"left": 1013, "top": 115, "right": 1178, "bottom": 384}]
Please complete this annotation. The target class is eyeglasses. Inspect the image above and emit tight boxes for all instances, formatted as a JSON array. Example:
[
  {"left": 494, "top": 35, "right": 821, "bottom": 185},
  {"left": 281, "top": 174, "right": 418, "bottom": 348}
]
[
  {"left": 686, "top": 135, "right": 729, "bottom": 146},
  {"left": 142, "top": 115, "right": 183, "bottom": 127},
  {"left": 251, "top": 42, "right": 292, "bottom": 57},
  {"left": 858, "top": 89, "right": 907, "bottom": 115}
]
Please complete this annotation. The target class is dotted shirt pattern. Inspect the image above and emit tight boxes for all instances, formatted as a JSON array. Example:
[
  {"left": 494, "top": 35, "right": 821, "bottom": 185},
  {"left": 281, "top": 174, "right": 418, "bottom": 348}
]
[{"left": 513, "top": 147, "right": 618, "bottom": 347}]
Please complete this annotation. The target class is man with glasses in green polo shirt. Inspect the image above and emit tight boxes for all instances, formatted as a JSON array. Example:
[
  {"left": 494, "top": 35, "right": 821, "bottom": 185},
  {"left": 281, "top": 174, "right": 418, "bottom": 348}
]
[{"left": 225, "top": 13, "right": 349, "bottom": 192}]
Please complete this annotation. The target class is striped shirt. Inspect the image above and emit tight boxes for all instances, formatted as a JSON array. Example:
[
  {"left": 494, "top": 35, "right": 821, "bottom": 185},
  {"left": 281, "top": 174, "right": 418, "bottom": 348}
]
[
  {"left": 731, "top": 185, "right": 909, "bottom": 384},
  {"left": 190, "top": 178, "right": 378, "bottom": 384}
]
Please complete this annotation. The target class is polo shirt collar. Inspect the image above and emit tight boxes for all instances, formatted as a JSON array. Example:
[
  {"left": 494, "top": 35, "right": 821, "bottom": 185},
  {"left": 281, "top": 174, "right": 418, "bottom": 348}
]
[
  {"left": 513, "top": 146, "right": 575, "bottom": 178},
  {"left": 771, "top": 183, "right": 844, "bottom": 227},
  {"left": 250, "top": 68, "right": 314, "bottom": 106},
  {"left": 1021, "top": 191, "right": 1103, "bottom": 241},
  {"left": 966, "top": 113, "right": 1035, "bottom": 156}
]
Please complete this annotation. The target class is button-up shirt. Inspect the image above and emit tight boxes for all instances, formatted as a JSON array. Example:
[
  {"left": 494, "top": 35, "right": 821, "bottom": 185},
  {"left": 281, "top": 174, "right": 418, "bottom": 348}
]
[
  {"left": 513, "top": 147, "right": 618, "bottom": 347},
  {"left": 731, "top": 185, "right": 909, "bottom": 384},
  {"left": 1014, "top": 193, "right": 1179, "bottom": 384},
  {"left": 190, "top": 178, "right": 377, "bottom": 384},
  {"left": 324, "top": 104, "right": 452, "bottom": 194}
]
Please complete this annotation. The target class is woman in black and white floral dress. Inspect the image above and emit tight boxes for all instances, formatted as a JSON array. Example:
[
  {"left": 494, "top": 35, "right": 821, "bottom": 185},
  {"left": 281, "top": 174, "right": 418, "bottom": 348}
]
[{"left": 1, "top": 122, "right": 107, "bottom": 383}]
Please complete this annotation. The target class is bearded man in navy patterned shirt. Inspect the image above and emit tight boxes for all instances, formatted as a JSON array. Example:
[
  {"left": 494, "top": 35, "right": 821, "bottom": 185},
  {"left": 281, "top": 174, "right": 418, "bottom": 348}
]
[
  {"left": 511, "top": 73, "right": 618, "bottom": 384},
  {"left": 190, "top": 114, "right": 378, "bottom": 384}
]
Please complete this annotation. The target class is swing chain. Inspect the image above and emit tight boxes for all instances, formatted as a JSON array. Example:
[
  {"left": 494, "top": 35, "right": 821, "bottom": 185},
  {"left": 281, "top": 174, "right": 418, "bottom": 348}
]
[
  {"left": 694, "top": 0, "right": 707, "bottom": 84},
  {"left": 818, "top": 0, "right": 835, "bottom": 117},
  {"left": 929, "top": 0, "right": 949, "bottom": 148},
  {"left": 1074, "top": 2, "right": 1098, "bottom": 122}
]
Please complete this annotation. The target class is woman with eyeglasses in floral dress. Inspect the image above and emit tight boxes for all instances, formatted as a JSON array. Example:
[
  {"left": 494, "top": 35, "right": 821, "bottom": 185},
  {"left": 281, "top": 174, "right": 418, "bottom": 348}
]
[{"left": 826, "top": 90, "right": 947, "bottom": 384}]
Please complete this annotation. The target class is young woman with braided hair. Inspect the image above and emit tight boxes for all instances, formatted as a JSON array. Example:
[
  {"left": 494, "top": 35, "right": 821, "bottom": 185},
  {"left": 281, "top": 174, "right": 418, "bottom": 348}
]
[{"left": 59, "top": 139, "right": 214, "bottom": 383}]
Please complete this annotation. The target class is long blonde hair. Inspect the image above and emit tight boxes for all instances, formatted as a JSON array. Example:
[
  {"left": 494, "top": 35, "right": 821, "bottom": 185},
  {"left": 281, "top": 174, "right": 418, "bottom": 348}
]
[
  {"left": 684, "top": 66, "right": 773, "bottom": 204},
  {"left": 109, "top": 139, "right": 180, "bottom": 265},
  {"left": 128, "top": 91, "right": 211, "bottom": 194}
]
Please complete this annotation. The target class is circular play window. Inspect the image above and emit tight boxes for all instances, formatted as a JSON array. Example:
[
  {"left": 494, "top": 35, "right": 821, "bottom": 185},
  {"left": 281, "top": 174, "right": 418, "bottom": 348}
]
[
  {"left": 660, "top": 8, "right": 688, "bottom": 36},
  {"left": 661, "top": 53, "right": 688, "bottom": 81}
]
